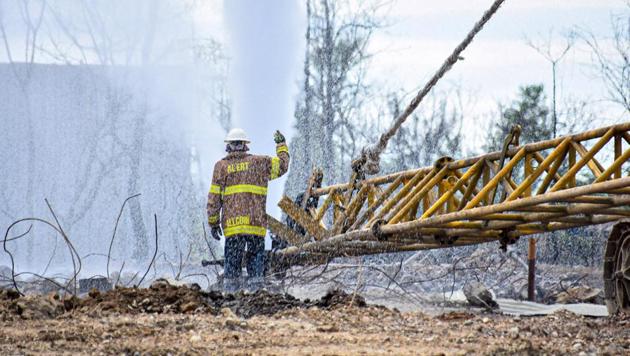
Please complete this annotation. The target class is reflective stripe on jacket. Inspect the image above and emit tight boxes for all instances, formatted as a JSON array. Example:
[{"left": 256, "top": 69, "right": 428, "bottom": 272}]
[{"left": 207, "top": 142, "right": 289, "bottom": 237}]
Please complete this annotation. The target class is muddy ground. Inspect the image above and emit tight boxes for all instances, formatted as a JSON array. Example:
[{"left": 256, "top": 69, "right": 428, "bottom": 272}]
[{"left": 0, "top": 283, "right": 628, "bottom": 355}]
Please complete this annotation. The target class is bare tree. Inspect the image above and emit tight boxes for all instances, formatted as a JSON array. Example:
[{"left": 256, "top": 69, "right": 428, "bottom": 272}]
[
  {"left": 575, "top": 9, "right": 630, "bottom": 113},
  {"left": 193, "top": 37, "right": 232, "bottom": 133},
  {"left": 0, "top": 1, "right": 210, "bottom": 267},
  {"left": 40, "top": 1, "right": 157, "bottom": 260},
  {"left": 0, "top": 0, "right": 47, "bottom": 260},
  {"left": 526, "top": 31, "right": 574, "bottom": 138},
  {"left": 39, "top": 1, "right": 213, "bottom": 261},
  {"left": 384, "top": 87, "right": 465, "bottom": 172},
  {"left": 288, "top": 0, "right": 314, "bottom": 194},
  {"left": 285, "top": 0, "right": 386, "bottom": 197}
]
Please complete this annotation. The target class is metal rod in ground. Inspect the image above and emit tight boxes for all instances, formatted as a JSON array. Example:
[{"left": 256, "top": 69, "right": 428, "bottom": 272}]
[{"left": 528, "top": 238, "right": 537, "bottom": 301}]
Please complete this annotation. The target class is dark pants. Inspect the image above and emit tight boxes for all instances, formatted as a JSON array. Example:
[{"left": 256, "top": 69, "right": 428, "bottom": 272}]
[{"left": 224, "top": 235, "right": 265, "bottom": 279}]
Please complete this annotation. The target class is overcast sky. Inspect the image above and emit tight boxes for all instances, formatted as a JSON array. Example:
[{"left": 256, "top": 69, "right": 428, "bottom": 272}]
[
  {"left": 361, "top": 0, "right": 629, "bottom": 150},
  {"left": 369, "top": 1, "right": 626, "bottom": 105}
]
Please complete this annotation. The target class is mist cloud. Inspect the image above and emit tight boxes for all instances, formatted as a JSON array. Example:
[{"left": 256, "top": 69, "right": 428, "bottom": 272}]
[{"left": 223, "top": 0, "right": 306, "bottom": 218}]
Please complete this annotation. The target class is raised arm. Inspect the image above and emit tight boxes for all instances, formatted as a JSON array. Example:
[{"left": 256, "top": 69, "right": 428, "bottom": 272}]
[{"left": 270, "top": 130, "right": 290, "bottom": 180}]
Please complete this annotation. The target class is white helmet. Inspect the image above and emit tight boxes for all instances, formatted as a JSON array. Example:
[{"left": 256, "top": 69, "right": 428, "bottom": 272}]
[{"left": 224, "top": 128, "right": 250, "bottom": 143}]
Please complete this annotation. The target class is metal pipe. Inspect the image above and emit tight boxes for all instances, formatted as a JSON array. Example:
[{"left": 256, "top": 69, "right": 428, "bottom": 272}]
[
  {"left": 388, "top": 166, "right": 450, "bottom": 223},
  {"left": 350, "top": 175, "right": 404, "bottom": 229},
  {"left": 507, "top": 138, "right": 571, "bottom": 201},
  {"left": 369, "top": 169, "right": 433, "bottom": 225},
  {"left": 423, "top": 159, "right": 485, "bottom": 218},
  {"left": 311, "top": 122, "right": 630, "bottom": 196},
  {"left": 595, "top": 147, "right": 630, "bottom": 183},
  {"left": 528, "top": 238, "right": 536, "bottom": 301},
  {"left": 280, "top": 179, "right": 630, "bottom": 260},
  {"left": 465, "top": 147, "right": 527, "bottom": 209},
  {"left": 379, "top": 176, "right": 630, "bottom": 236},
  {"left": 551, "top": 128, "right": 615, "bottom": 191}
]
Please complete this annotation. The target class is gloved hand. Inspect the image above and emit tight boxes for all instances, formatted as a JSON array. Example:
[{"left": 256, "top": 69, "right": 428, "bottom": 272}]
[
  {"left": 210, "top": 226, "right": 222, "bottom": 241},
  {"left": 274, "top": 130, "right": 285, "bottom": 144}
]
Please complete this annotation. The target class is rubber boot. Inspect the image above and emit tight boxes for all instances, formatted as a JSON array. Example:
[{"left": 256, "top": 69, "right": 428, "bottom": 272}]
[
  {"left": 245, "top": 276, "right": 265, "bottom": 293},
  {"left": 223, "top": 278, "right": 240, "bottom": 294}
]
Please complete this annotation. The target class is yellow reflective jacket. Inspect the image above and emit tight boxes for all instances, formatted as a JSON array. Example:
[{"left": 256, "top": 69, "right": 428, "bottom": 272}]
[{"left": 207, "top": 142, "right": 289, "bottom": 237}]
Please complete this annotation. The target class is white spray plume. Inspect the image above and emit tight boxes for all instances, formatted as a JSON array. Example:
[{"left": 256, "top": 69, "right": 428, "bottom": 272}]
[{"left": 224, "top": 1, "right": 306, "bottom": 221}]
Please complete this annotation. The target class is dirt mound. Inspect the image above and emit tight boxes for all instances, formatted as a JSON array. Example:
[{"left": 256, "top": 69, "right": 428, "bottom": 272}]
[
  {"left": 78, "top": 283, "right": 369, "bottom": 319},
  {"left": 77, "top": 279, "right": 214, "bottom": 315},
  {"left": 0, "top": 283, "right": 368, "bottom": 320},
  {"left": 217, "top": 289, "right": 367, "bottom": 318},
  {"left": 215, "top": 290, "right": 304, "bottom": 318},
  {"left": 313, "top": 289, "right": 367, "bottom": 308},
  {"left": 0, "top": 288, "right": 67, "bottom": 320}
]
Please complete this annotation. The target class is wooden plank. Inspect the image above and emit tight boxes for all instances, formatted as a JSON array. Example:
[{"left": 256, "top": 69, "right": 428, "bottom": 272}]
[
  {"left": 278, "top": 195, "right": 328, "bottom": 240},
  {"left": 266, "top": 214, "right": 309, "bottom": 246},
  {"left": 314, "top": 189, "right": 336, "bottom": 223}
]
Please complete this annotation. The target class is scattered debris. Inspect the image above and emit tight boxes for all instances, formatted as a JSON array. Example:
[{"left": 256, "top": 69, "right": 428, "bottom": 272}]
[
  {"left": 75, "top": 279, "right": 214, "bottom": 316},
  {"left": 554, "top": 285, "right": 604, "bottom": 305},
  {"left": 0, "top": 298, "right": 627, "bottom": 355},
  {"left": 214, "top": 290, "right": 304, "bottom": 318},
  {"left": 0, "top": 282, "right": 367, "bottom": 321},
  {"left": 0, "top": 290, "right": 64, "bottom": 320},
  {"left": 436, "top": 311, "right": 475, "bottom": 321},
  {"left": 463, "top": 281, "right": 498, "bottom": 310},
  {"left": 315, "top": 289, "right": 367, "bottom": 308}
]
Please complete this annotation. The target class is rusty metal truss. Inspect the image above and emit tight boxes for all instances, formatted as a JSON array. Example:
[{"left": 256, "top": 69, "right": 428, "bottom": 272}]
[{"left": 268, "top": 122, "right": 630, "bottom": 262}]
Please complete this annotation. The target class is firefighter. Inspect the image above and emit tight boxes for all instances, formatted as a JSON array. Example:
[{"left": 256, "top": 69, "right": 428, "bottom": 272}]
[{"left": 207, "top": 128, "right": 290, "bottom": 293}]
